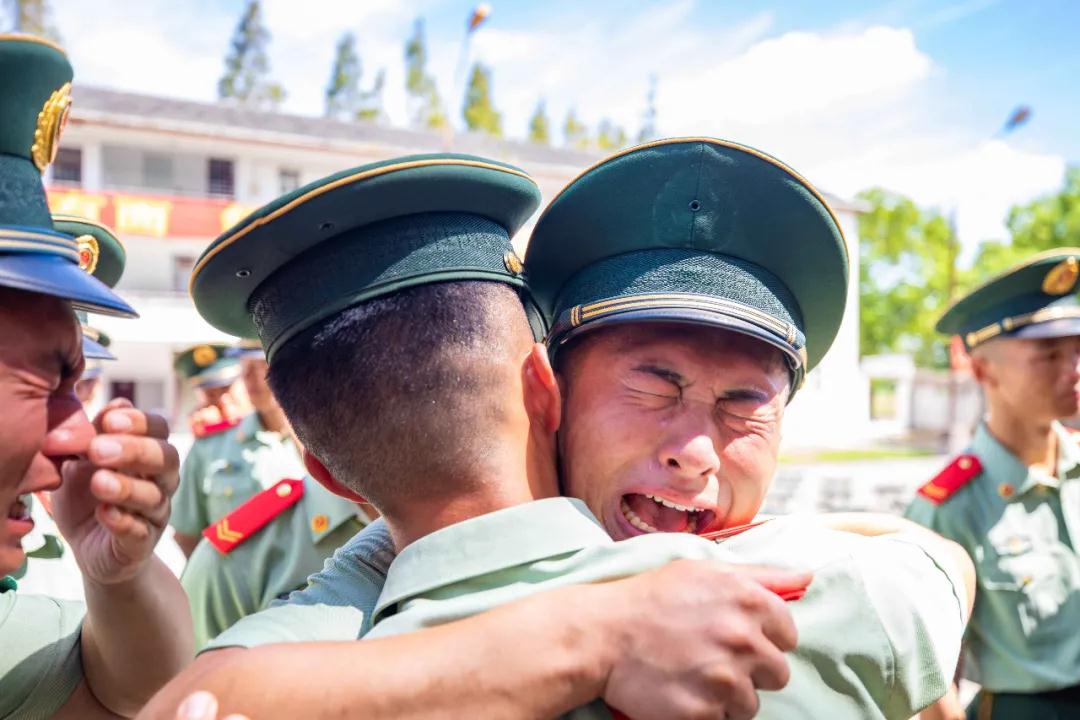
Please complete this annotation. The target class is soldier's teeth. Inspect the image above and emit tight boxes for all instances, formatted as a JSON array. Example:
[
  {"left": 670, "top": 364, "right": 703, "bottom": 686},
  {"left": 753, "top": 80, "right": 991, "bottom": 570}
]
[
  {"left": 644, "top": 493, "right": 699, "bottom": 513},
  {"left": 621, "top": 498, "right": 661, "bottom": 533}
]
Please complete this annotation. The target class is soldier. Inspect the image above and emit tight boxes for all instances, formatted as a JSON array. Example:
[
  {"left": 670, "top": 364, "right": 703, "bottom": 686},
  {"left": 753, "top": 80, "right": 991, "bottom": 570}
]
[
  {"left": 170, "top": 341, "right": 305, "bottom": 557},
  {"left": 148, "top": 146, "right": 971, "bottom": 719},
  {"left": 907, "top": 250, "right": 1080, "bottom": 719},
  {"left": 0, "top": 33, "right": 192, "bottom": 717},
  {"left": 179, "top": 339, "right": 371, "bottom": 647}
]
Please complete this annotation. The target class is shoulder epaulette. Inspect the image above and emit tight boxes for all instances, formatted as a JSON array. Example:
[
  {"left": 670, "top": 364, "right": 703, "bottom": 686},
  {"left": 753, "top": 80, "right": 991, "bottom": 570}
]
[
  {"left": 191, "top": 415, "right": 242, "bottom": 439},
  {"left": 203, "top": 479, "right": 304, "bottom": 553},
  {"left": 917, "top": 454, "right": 982, "bottom": 505}
]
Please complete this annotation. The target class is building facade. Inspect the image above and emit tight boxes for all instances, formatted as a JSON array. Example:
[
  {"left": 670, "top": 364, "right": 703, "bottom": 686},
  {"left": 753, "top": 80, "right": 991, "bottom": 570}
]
[{"left": 49, "top": 86, "right": 865, "bottom": 450}]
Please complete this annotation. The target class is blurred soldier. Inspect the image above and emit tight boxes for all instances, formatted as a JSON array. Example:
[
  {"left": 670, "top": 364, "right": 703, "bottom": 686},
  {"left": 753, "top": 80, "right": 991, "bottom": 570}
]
[
  {"left": 171, "top": 341, "right": 305, "bottom": 556},
  {"left": 907, "top": 250, "right": 1080, "bottom": 719}
]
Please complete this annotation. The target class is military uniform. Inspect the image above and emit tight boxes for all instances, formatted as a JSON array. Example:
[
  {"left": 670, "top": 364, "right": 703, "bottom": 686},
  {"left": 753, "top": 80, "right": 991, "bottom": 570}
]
[
  {"left": 0, "top": 33, "right": 136, "bottom": 716},
  {"left": 905, "top": 250, "right": 1080, "bottom": 719},
  {"left": 172, "top": 409, "right": 306, "bottom": 539},
  {"left": 181, "top": 475, "right": 367, "bottom": 648}
]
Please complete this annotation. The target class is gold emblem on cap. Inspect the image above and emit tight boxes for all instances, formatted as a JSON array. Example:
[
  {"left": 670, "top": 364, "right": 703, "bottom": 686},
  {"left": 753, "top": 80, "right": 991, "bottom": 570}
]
[
  {"left": 1042, "top": 257, "right": 1079, "bottom": 295},
  {"left": 31, "top": 82, "right": 72, "bottom": 172},
  {"left": 192, "top": 345, "right": 217, "bottom": 368},
  {"left": 76, "top": 234, "right": 99, "bottom": 274},
  {"left": 503, "top": 250, "right": 524, "bottom": 275},
  {"left": 311, "top": 514, "right": 329, "bottom": 533}
]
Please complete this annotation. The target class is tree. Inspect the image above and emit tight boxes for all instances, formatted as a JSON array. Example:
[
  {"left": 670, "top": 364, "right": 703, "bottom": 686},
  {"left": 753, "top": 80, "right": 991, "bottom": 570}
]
[
  {"left": 218, "top": 0, "right": 286, "bottom": 110},
  {"left": 462, "top": 63, "right": 501, "bottom": 136},
  {"left": 857, "top": 188, "right": 957, "bottom": 366},
  {"left": 325, "top": 33, "right": 385, "bottom": 122},
  {"left": 4, "top": 0, "right": 60, "bottom": 40},
  {"left": 596, "top": 119, "right": 627, "bottom": 151},
  {"left": 563, "top": 109, "right": 588, "bottom": 149},
  {"left": 527, "top": 100, "right": 550, "bottom": 145},
  {"left": 404, "top": 18, "right": 447, "bottom": 129},
  {"left": 637, "top": 75, "right": 657, "bottom": 143}
]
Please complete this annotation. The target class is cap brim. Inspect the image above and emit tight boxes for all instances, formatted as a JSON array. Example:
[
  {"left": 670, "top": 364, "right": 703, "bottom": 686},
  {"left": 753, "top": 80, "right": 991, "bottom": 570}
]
[
  {"left": 1007, "top": 317, "right": 1080, "bottom": 342},
  {"left": 81, "top": 334, "right": 116, "bottom": 361},
  {"left": 0, "top": 253, "right": 136, "bottom": 317}
]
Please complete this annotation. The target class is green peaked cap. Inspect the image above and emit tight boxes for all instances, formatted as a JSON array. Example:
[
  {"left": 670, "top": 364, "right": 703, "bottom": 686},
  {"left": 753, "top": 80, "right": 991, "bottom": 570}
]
[
  {"left": 938, "top": 248, "right": 1080, "bottom": 349},
  {"left": 190, "top": 154, "right": 543, "bottom": 360},
  {"left": 54, "top": 214, "right": 126, "bottom": 361},
  {"left": 174, "top": 344, "right": 240, "bottom": 389},
  {"left": 524, "top": 137, "right": 849, "bottom": 392}
]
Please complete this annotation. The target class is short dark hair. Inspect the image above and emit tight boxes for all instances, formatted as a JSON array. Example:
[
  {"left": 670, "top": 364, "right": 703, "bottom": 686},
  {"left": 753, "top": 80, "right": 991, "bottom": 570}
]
[{"left": 268, "top": 281, "right": 530, "bottom": 512}]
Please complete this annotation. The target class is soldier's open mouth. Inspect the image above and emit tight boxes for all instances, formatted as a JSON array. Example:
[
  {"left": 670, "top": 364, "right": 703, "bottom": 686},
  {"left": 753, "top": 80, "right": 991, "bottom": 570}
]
[
  {"left": 620, "top": 493, "right": 716, "bottom": 534},
  {"left": 6, "top": 495, "right": 31, "bottom": 523}
]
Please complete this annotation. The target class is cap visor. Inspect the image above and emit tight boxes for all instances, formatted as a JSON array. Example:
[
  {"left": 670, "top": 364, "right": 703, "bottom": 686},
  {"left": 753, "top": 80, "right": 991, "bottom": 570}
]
[
  {"left": 0, "top": 253, "right": 137, "bottom": 317},
  {"left": 82, "top": 335, "right": 116, "bottom": 361},
  {"left": 1008, "top": 317, "right": 1080, "bottom": 342}
]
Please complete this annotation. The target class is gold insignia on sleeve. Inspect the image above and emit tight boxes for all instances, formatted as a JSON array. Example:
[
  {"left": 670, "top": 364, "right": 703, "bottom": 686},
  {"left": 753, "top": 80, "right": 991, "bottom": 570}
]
[
  {"left": 31, "top": 82, "right": 72, "bottom": 172},
  {"left": 76, "top": 234, "right": 99, "bottom": 274},
  {"left": 1042, "top": 257, "right": 1079, "bottom": 295},
  {"left": 503, "top": 250, "right": 524, "bottom": 275},
  {"left": 192, "top": 345, "right": 217, "bottom": 368}
]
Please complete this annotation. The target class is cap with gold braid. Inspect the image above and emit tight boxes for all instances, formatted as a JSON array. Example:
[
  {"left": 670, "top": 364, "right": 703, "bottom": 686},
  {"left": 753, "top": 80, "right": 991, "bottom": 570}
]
[
  {"left": 938, "top": 248, "right": 1080, "bottom": 349},
  {"left": 53, "top": 214, "right": 127, "bottom": 360},
  {"left": 174, "top": 344, "right": 241, "bottom": 390},
  {"left": 190, "top": 153, "right": 542, "bottom": 360},
  {"left": 0, "top": 34, "right": 134, "bottom": 317},
  {"left": 525, "top": 138, "right": 849, "bottom": 395}
]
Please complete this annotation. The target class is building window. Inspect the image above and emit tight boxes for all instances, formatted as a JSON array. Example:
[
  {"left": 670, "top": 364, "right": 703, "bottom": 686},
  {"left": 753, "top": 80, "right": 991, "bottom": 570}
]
[
  {"left": 143, "top": 152, "right": 175, "bottom": 190},
  {"left": 279, "top": 168, "right": 300, "bottom": 194},
  {"left": 172, "top": 254, "right": 195, "bottom": 292},
  {"left": 53, "top": 147, "right": 83, "bottom": 185},
  {"left": 208, "top": 158, "right": 235, "bottom": 197}
]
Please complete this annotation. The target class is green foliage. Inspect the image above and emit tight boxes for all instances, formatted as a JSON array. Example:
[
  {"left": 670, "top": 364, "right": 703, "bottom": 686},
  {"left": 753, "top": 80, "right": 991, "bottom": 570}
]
[
  {"left": 462, "top": 63, "right": 502, "bottom": 136},
  {"left": 637, "top": 75, "right": 657, "bottom": 143},
  {"left": 527, "top": 100, "right": 550, "bottom": 145},
  {"left": 857, "top": 188, "right": 958, "bottom": 366},
  {"left": 217, "top": 0, "right": 286, "bottom": 110},
  {"left": 325, "top": 33, "right": 384, "bottom": 122},
  {"left": 404, "top": 18, "right": 447, "bottom": 129},
  {"left": 5, "top": 0, "right": 59, "bottom": 40},
  {"left": 596, "top": 119, "right": 627, "bottom": 151},
  {"left": 563, "top": 109, "right": 588, "bottom": 149}
]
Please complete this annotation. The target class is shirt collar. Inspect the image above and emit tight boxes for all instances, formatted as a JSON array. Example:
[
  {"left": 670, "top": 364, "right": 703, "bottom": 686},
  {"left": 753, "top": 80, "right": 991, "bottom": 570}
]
[
  {"left": 973, "top": 421, "right": 1078, "bottom": 497},
  {"left": 374, "top": 497, "right": 609, "bottom": 623},
  {"left": 301, "top": 475, "right": 365, "bottom": 543}
]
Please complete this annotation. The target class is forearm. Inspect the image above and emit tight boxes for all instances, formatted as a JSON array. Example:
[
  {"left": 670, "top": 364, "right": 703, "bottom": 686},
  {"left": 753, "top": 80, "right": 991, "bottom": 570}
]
[
  {"left": 173, "top": 531, "right": 201, "bottom": 558},
  {"left": 82, "top": 558, "right": 195, "bottom": 716},
  {"left": 139, "top": 582, "right": 617, "bottom": 720},
  {"left": 918, "top": 684, "right": 965, "bottom": 720}
]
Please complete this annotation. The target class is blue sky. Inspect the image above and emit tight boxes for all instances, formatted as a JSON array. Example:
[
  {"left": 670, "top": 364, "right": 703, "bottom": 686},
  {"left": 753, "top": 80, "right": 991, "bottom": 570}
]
[{"left": 48, "top": 0, "right": 1079, "bottom": 257}]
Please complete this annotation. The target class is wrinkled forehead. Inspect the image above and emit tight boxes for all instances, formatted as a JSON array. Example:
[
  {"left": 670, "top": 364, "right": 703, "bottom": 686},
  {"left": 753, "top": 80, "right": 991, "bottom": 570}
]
[{"left": 561, "top": 322, "right": 789, "bottom": 377}]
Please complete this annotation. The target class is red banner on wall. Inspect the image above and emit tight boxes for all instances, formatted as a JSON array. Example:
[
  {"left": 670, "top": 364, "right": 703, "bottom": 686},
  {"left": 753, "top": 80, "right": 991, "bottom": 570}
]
[{"left": 47, "top": 188, "right": 255, "bottom": 239}]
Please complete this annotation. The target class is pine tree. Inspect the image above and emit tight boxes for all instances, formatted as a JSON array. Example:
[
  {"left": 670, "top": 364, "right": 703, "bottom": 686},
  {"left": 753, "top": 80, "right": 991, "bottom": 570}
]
[
  {"left": 404, "top": 18, "right": 447, "bottom": 129},
  {"left": 637, "top": 75, "right": 658, "bottom": 143},
  {"left": 597, "top": 119, "right": 627, "bottom": 150},
  {"left": 5, "top": 0, "right": 60, "bottom": 41},
  {"left": 217, "top": 0, "right": 286, "bottom": 110},
  {"left": 527, "top": 100, "right": 550, "bottom": 145},
  {"left": 563, "top": 109, "right": 588, "bottom": 149},
  {"left": 325, "top": 33, "right": 362, "bottom": 119},
  {"left": 462, "top": 63, "right": 502, "bottom": 136}
]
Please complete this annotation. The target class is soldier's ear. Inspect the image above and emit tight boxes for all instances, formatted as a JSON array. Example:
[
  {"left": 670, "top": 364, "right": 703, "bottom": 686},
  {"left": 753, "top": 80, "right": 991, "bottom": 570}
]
[
  {"left": 304, "top": 449, "right": 369, "bottom": 503},
  {"left": 523, "top": 342, "right": 561, "bottom": 434}
]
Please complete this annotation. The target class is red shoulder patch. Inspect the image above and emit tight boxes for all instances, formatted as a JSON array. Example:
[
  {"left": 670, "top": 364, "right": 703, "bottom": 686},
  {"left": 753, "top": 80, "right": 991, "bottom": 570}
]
[
  {"left": 191, "top": 415, "right": 242, "bottom": 439},
  {"left": 203, "top": 479, "right": 304, "bottom": 553},
  {"left": 917, "top": 454, "right": 982, "bottom": 505}
]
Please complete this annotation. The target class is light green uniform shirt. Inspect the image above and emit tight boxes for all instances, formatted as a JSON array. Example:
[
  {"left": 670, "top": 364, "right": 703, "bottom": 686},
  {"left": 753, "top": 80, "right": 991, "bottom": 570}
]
[
  {"left": 181, "top": 476, "right": 367, "bottom": 648},
  {"left": 172, "top": 413, "right": 306, "bottom": 536},
  {"left": 0, "top": 583, "right": 85, "bottom": 719},
  {"left": 210, "top": 499, "right": 965, "bottom": 718},
  {"left": 905, "top": 421, "right": 1080, "bottom": 694}
]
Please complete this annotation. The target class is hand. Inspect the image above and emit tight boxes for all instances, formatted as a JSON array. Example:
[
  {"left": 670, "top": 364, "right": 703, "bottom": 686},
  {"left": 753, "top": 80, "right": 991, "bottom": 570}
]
[
  {"left": 602, "top": 559, "right": 810, "bottom": 720},
  {"left": 175, "top": 691, "right": 250, "bottom": 720},
  {"left": 50, "top": 398, "right": 180, "bottom": 585}
]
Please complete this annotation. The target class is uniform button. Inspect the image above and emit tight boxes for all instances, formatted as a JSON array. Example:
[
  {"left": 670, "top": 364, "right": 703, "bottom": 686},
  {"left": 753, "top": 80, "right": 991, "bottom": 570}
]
[
  {"left": 276, "top": 483, "right": 292, "bottom": 498},
  {"left": 223, "top": 486, "right": 233, "bottom": 498},
  {"left": 958, "top": 457, "right": 973, "bottom": 470}
]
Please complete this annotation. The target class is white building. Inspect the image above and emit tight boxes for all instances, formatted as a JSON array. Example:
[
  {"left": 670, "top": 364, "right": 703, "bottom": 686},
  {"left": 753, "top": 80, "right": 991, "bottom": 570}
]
[{"left": 48, "top": 86, "right": 865, "bottom": 449}]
